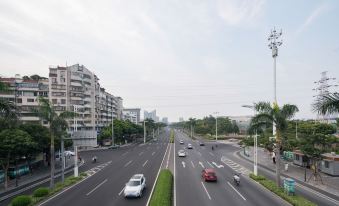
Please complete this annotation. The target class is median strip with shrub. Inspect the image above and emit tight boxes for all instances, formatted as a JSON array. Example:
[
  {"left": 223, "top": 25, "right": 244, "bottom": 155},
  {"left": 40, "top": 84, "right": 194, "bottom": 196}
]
[
  {"left": 149, "top": 169, "right": 173, "bottom": 206},
  {"left": 10, "top": 172, "right": 88, "bottom": 206},
  {"left": 170, "top": 130, "right": 174, "bottom": 143},
  {"left": 249, "top": 173, "right": 315, "bottom": 206}
]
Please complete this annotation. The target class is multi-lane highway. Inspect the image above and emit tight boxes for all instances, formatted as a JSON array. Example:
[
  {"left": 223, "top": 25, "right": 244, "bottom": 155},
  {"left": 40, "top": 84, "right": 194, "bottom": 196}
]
[
  {"left": 173, "top": 130, "right": 288, "bottom": 206},
  {"left": 28, "top": 129, "right": 170, "bottom": 206},
  {"left": 5, "top": 128, "right": 337, "bottom": 206}
]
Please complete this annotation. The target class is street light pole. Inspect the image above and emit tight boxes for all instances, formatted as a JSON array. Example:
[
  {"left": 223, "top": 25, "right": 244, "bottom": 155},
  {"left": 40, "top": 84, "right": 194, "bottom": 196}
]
[
  {"left": 143, "top": 120, "right": 147, "bottom": 144},
  {"left": 213, "top": 112, "right": 219, "bottom": 141},
  {"left": 73, "top": 105, "right": 78, "bottom": 177},
  {"left": 242, "top": 105, "right": 258, "bottom": 176},
  {"left": 112, "top": 111, "right": 114, "bottom": 146}
]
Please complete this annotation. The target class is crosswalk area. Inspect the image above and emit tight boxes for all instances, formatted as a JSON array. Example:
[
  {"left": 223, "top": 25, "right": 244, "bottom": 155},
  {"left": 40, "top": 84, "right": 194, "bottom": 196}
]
[
  {"left": 221, "top": 156, "right": 250, "bottom": 175},
  {"left": 85, "top": 161, "right": 112, "bottom": 176}
]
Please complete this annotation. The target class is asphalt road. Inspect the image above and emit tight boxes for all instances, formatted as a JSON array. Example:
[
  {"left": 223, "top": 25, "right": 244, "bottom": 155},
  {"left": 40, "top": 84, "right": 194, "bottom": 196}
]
[
  {"left": 212, "top": 142, "right": 339, "bottom": 206},
  {"left": 174, "top": 130, "right": 289, "bottom": 206}
]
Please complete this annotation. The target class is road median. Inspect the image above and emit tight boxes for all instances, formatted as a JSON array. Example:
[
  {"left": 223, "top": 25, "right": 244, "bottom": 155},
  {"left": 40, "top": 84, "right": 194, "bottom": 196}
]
[{"left": 149, "top": 169, "right": 173, "bottom": 206}]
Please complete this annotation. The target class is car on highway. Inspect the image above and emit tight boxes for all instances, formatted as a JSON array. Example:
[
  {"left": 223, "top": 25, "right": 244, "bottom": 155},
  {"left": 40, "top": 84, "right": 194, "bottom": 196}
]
[
  {"left": 124, "top": 174, "right": 146, "bottom": 198},
  {"left": 201, "top": 168, "right": 217, "bottom": 182},
  {"left": 177, "top": 150, "right": 186, "bottom": 157},
  {"left": 187, "top": 143, "right": 193, "bottom": 149},
  {"left": 179, "top": 140, "right": 184, "bottom": 144},
  {"left": 199, "top": 142, "right": 205, "bottom": 146}
]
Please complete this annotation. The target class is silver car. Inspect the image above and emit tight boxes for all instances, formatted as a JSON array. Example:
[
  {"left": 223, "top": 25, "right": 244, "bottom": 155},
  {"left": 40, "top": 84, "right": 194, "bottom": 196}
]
[
  {"left": 124, "top": 174, "right": 146, "bottom": 198},
  {"left": 178, "top": 150, "right": 186, "bottom": 157}
]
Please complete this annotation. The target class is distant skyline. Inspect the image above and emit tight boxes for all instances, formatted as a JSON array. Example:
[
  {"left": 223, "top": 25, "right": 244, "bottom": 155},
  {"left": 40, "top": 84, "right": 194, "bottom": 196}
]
[{"left": 0, "top": 0, "right": 338, "bottom": 122}]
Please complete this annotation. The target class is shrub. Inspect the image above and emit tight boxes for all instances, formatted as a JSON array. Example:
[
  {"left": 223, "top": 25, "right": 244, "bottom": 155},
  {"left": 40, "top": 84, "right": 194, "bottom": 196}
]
[
  {"left": 249, "top": 173, "right": 266, "bottom": 181},
  {"left": 149, "top": 169, "right": 173, "bottom": 206},
  {"left": 33, "top": 187, "right": 49, "bottom": 198},
  {"left": 11, "top": 195, "right": 32, "bottom": 206}
]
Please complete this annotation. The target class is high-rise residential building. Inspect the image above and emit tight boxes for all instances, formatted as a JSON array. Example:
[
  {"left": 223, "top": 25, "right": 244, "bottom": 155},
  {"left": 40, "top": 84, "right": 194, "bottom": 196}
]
[
  {"left": 49, "top": 64, "right": 123, "bottom": 146},
  {"left": 179, "top": 117, "right": 184, "bottom": 122},
  {"left": 162, "top": 117, "right": 168, "bottom": 124},
  {"left": 0, "top": 75, "right": 49, "bottom": 124},
  {"left": 123, "top": 108, "right": 141, "bottom": 124},
  {"left": 144, "top": 110, "right": 157, "bottom": 121}
]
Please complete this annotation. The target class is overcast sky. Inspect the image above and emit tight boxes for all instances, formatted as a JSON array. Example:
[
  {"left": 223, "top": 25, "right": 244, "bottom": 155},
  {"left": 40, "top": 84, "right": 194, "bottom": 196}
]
[{"left": 0, "top": 0, "right": 338, "bottom": 122}]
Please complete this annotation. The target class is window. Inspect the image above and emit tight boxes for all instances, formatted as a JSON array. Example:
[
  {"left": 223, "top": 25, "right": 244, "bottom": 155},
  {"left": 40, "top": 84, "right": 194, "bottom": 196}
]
[
  {"left": 52, "top": 78, "right": 57, "bottom": 83},
  {"left": 295, "top": 154, "right": 299, "bottom": 161},
  {"left": 27, "top": 98, "right": 34, "bottom": 103},
  {"left": 61, "top": 99, "right": 66, "bottom": 104},
  {"left": 324, "top": 161, "right": 329, "bottom": 168},
  {"left": 17, "top": 98, "right": 22, "bottom": 103},
  {"left": 52, "top": 99, "right": 57, "bottom": 104}
]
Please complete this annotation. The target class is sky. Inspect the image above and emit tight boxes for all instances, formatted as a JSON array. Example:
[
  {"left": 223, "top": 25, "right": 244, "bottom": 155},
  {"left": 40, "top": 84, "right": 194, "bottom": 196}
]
[{"left": 0, "top": 0, "right": 338, "bottom": 122}]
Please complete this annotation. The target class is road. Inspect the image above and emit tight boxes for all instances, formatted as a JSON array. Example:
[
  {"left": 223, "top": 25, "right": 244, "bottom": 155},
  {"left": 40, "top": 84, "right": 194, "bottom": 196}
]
[{"left": 173, "top": 130, "right": 289, "bottom": 206}]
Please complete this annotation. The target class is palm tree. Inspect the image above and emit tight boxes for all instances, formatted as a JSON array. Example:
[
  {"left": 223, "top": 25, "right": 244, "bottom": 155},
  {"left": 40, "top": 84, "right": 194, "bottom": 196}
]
[
  {"left": 251, "top": 102, "right": 299, "bottom": 187},
  {"left": 35, "top": 97, "right": 73, "bottom": 188},
  {"left": 313, "top": 92, "right": 339, "bottom": 115}
]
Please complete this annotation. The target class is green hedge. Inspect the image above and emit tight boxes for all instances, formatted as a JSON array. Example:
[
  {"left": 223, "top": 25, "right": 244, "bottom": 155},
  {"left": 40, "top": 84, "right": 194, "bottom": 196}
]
[
  {"left": 11, "top": 195, "right": 32, "bottom": 206},
  {"left": 149, "top": 169, "right": 173, "bottom": 206},
  {"left": 170, "top": 130, "right": 174, "bottom": 143},
  {"left": 33, "top": 187, "right": 49, "bottom": 198},
  {"left": 249, "top": 173, "right": 316, "bottom": 206}
]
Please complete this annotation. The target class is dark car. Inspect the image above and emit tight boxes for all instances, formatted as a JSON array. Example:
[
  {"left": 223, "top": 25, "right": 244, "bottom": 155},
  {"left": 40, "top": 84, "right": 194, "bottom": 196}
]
[
  {"left": 201, "top": 168, "right": 217, "bottom": 182},
  {"left": 199, "top": 142, "right": 205, "bottom": 146}
]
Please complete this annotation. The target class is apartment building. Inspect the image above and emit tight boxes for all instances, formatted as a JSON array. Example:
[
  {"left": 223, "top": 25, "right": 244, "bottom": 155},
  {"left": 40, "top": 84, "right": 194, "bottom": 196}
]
[
  {"left": 0, "top": 75, "right": 49, "bottom": 124},
  {"left": 123, "top": 108, "right": 141, "bottom": 124},
  {"left": 144, "top": 110, "right": 157, "bottom": 122}
]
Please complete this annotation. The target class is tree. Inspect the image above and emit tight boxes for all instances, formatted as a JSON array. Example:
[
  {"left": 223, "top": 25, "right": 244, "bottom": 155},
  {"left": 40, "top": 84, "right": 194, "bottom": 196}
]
[
  {"left": 0, "top": 129, "right": 36, "bottom": 190},
  {"left": 35, "top": 97, "right": 73, "bottom": 188},
  {"left": 250, "top": 102, "right": 299, "bottom": 186},
  {"left": 313, "top": 92, "right": 339, "bottom": 115}
]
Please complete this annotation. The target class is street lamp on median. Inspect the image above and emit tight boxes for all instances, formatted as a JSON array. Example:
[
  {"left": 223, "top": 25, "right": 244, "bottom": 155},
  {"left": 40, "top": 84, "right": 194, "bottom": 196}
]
[
  {"left": 112, "top": 111, "right": 114, "bottom": 146},
  {"left": 242, "top": 104, "right": 258, "bottom": 176},
  {"left": 143, "top": 120, "right": 148, "bottom": 144},
  {"left": 213, "top": 112, "right": 219, "bottom": 142}
]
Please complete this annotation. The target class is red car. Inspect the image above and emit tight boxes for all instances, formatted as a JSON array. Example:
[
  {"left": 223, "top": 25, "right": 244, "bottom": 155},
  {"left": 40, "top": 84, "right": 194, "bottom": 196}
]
[{"left": 201, "top": 168, "right": 217, "bottom": 182}]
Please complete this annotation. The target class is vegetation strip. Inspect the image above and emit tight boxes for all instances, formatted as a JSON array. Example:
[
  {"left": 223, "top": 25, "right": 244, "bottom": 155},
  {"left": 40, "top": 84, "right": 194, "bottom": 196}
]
[
  {"left": 249, "top": 173, "right": 315, "bottom": 206},
  {"left": 170, "top": 130, "right": 174, "bottom": 143},
  {"left": 9, "top": 172, "right": 88, "bottom": 206},
  {"left": 149, "top": 169, "right": 173, "bottom": 206}
]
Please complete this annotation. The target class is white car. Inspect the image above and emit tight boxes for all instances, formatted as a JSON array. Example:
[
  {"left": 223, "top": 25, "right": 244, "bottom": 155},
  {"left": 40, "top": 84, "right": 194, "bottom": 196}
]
[
  {"left": 177, "top": 150, "right": 186, "bottom": 157},
  {"left": 187, "top": 144, "right": 193, "bottom": 149},
  {"left": 124, "top": 174, "right": 146, "bottom": 198},
  {"left": 179, "top": 140, "right": 184, "bottom": 144},
  {"left": 64, "top": 151, "right": 75, "bottom": 156}
]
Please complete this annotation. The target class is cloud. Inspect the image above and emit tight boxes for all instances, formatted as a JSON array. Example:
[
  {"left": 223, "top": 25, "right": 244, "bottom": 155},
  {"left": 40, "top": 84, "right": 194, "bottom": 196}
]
[
  {"left": 216, "top": 0, "right": 265, "bottom": 26},
  {"left": 296, "top": 3, "right": 329, "bottom": 36}
]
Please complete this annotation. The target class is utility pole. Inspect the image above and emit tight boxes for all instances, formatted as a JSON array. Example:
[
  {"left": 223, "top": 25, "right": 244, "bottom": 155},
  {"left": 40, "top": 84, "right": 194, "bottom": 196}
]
[
  {"left": 268, "top": 27, "right": 283, "bottom": 186},
  {"left": 214, "top": 112, "right": 219, "bottom": 141},
  {"left": 112, "top": 111, "right": 114, "bottom": 146},
  {"left": 73, "top": 105, "right": 78, "bottom": 177},
  {"left": 143, "top": 120, "right": 147, "bottom": 144}
]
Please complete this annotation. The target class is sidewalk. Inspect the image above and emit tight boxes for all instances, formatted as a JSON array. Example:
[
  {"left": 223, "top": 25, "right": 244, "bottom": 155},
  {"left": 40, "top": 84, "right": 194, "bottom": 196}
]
[
  {"left": 0, "top": 156, "right": 74, "bottom": 196},
  {"left": 240, "top": 146, "right": 339, "bottom": 197}
]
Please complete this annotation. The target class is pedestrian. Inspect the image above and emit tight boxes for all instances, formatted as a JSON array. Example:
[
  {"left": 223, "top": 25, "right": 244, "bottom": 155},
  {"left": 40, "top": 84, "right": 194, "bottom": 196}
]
[{"left": 272, "top": 152, "right": 276, "bottom": 164}]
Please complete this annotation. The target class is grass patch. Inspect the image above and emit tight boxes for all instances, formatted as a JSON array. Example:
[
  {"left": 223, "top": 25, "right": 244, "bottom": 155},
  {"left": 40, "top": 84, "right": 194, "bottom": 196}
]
[
  {"left": 170, "top": 130, "right": 174, "bottom": 143},
  {"left": 249, "top": 173, "right": 316, "bottom": 206},
  {"left": 149, "top": 169, "right": 173, "bottom": 206},
  {"left": 9, "top": 174, "right": 87, "bottom": 206}
]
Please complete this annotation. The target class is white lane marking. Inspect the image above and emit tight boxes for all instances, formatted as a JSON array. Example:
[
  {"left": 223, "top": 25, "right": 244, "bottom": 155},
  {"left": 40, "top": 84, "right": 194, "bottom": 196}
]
[
  {"left": 124, "top": 160, "right": 132, "bottom": 167},
  {"left": 182, "top": 161, "right": 186, "bottom": 168},
  {"left": 209, "top": 152, "right": 215, "bottom": 156},
  {"left": 143, "top": 160, "right": 149, "bottom": 167},
  {"left": 152, "top": 151, "right": 155, "bottom": 156},
  {"left": 166, "top": 143, "right": 172, "bottom": 169},
  {"left": 146, "top": 142, "right": 170, "bottom": 206},
  {"left": 122, "top": 151, "right": 129, "bottom": 156},
  {"left": 199, "top": 161, "right": 205, "bottom": 168},
  {"left": 86, "top": 179, "right": 108, "bottom": 196},
  {"left": 212, "top": 162, "right": 224, "bottom": 168},
  {"left": 118, "top": 186, "right": 125, "bottom": 196},
  {"left": 227, "top": 181, "right": 246, "bottom": 201},
  {"left": 207, "top": 161, "right": 214, "bottom": 168},
  {"left": 201, "top": 181, "right": 212, "bottom": 200},
  {"left": 191, "top": 161, "right": 195, "bottom": 168},
  {"left": 139, "top": 152, "right": 144, "bottom": 156}
]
